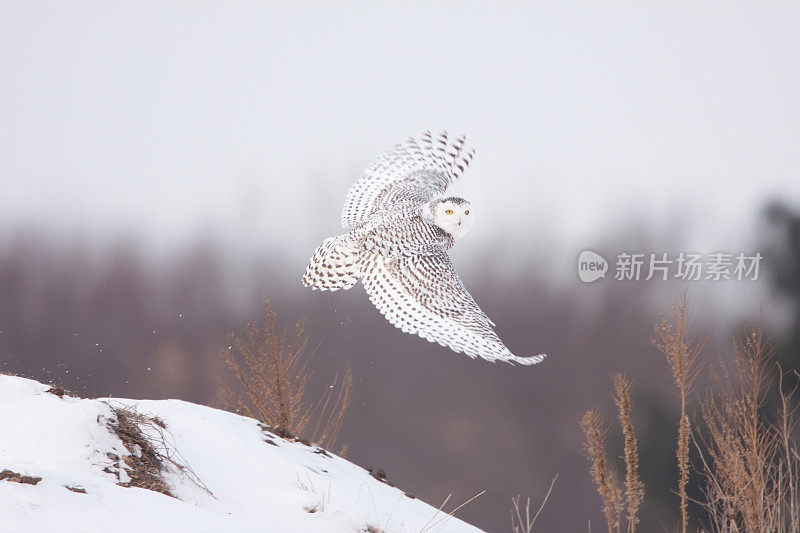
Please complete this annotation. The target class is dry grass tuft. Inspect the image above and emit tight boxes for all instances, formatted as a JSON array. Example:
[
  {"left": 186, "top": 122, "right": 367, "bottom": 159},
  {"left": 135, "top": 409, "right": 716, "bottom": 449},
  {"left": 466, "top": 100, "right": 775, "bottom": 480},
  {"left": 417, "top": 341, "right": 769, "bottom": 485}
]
[
  {"left": 107, "top": 405, "right": 174, "bottom": 496},
  {"left": 697, "top": 325, "right": 799, "bottom": 532},
  {"left": 581, "top": 408, "right": 623, "bottom": 533},
  {"left": 220, "top": 300, "right": 352, "bottom": 451},
  {"left": 107, "top": 404, "right": 210, "bottom": 497},
  {"left": 777, "top": 368, "right": 800, "bottom": 533},
  {"left": 511, "top": 474, "right": 558, "bottom": 533}
]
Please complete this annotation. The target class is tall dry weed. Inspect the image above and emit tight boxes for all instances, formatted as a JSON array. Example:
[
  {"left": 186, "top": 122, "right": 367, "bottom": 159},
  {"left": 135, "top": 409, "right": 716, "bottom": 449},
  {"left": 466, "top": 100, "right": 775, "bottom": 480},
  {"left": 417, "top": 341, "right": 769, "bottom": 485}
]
[
  {"left": 581, "top": 408, "right": 623, "bottom": 533},
  {"left": 612, "top": 373, "right": 644, "bottom": 533},
  {"left": 651, "top": 295, "right": 703, "bottom": 533}
]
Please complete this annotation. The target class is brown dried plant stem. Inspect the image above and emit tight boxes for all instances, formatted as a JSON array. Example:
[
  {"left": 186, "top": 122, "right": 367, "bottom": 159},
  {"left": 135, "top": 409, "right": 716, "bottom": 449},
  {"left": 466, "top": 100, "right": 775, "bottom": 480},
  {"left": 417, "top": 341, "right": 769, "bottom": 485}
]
[
  {"left": 778, "top": 369, "right": 800, "bottom": 533},
  {"left": 510, "top": 474, "right": 558, "bottom": 533},
  {"left": 612, "top": 373, "right": 644, "bottom": 533},
  {"left": 652, "top": 296, "right": 701, "bottom": 533},
  {"left": 582, "top": 409, "right": 623, "bottom": 533}
]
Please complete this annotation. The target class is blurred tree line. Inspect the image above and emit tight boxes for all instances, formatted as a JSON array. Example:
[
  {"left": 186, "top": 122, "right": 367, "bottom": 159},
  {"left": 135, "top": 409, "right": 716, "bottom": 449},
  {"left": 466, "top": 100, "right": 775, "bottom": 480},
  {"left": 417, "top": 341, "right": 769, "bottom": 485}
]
[{"left": 765, "top": 201, "right": 800, "bottom": 371}]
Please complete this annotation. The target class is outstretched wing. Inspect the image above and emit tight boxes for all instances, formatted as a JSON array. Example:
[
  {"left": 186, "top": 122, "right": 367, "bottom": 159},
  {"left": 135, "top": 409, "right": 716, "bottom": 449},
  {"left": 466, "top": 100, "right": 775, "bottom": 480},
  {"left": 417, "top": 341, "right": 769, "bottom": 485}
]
[
  {"left": 360, "top": 250, "right": 546, "bottom": 365},
  {"left": 341, "top": 131, "right": 475, "bottom": 228}
]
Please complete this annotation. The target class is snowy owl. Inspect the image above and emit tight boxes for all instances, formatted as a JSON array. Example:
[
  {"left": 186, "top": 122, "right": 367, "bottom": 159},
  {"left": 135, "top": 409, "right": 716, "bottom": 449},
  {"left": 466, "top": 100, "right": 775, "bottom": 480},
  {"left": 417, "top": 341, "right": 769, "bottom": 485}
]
[{"left": 302, "top": 131, "right": 545, "bottom": 366}]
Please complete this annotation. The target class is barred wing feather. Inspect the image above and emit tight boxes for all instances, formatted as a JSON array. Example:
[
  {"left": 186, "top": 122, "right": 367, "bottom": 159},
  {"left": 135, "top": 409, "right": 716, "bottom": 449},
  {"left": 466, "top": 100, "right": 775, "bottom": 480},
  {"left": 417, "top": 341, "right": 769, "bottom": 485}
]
[{"left": 360, "top": 251, "right": 546, "bottom": 365}]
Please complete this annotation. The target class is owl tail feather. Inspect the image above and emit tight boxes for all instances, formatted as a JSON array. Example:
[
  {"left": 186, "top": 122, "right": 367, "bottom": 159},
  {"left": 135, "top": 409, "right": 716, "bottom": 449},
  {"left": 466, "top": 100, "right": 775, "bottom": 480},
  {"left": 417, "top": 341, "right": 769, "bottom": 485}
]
[
  {"left": 505, "top": 353, "right": 548, "bottom": 366},
  {"left": 302, "top": 233, "right": 361, "bottom": 291}
]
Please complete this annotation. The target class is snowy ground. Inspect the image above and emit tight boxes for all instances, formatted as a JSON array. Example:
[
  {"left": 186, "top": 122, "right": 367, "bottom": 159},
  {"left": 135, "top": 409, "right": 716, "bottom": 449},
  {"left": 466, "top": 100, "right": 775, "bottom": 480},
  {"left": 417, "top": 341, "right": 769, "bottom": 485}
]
[{"left": 0, "top": 375, "right": 483, "bottom": 533}]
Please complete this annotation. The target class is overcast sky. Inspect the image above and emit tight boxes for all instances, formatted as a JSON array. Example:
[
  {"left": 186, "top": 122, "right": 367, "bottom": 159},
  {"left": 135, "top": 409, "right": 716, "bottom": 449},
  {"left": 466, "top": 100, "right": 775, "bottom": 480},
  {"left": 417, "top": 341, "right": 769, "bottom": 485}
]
[{"left": 2, "top": 1, "right": 799, "bottom": 266}]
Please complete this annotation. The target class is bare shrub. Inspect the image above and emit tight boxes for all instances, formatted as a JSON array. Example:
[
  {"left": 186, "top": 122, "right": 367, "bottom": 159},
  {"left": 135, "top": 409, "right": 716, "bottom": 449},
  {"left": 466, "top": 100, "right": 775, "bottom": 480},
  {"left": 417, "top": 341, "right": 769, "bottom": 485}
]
[{"left": 219, "top": 300, "right": 352, "bottom": 451}]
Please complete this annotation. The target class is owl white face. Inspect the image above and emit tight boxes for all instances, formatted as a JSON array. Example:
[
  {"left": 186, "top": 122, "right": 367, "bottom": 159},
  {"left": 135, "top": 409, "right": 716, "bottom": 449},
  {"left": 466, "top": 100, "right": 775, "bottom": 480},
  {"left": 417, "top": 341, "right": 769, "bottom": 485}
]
[{"left": 430, "top": 198, "right": 473, "bottom": 240}]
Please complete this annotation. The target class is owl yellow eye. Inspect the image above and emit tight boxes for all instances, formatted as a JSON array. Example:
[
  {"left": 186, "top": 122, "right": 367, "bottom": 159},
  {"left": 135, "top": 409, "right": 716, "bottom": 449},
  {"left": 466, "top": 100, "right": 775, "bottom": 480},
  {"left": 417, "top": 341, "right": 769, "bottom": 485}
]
[
  {"left": 464, "top": 210, "right": 469, "bottom": 215},
  {"left": 445, "top": 209, "right": 453, "bottom": 215}
]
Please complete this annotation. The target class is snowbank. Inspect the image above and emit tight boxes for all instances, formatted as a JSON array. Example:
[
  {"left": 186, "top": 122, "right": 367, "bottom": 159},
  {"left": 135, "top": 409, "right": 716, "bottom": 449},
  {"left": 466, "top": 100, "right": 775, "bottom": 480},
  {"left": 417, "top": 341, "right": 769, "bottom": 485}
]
[{"left": 0, "top": 375, "right": 483, "bottom": 533}]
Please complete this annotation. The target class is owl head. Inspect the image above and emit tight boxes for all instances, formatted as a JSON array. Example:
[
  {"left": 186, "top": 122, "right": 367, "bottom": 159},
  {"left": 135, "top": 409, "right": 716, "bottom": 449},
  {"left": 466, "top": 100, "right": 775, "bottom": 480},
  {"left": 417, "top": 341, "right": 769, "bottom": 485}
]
[{"left": 428, "top": 197, "right": 474, "bottom": 240}]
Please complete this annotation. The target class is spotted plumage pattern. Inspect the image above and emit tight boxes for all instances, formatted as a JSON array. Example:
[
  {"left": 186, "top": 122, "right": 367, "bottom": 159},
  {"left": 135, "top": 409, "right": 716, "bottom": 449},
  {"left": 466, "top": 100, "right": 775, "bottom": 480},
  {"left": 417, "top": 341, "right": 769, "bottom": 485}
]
[
  {"left": 302, "top": 233, "right": 360, "bottom": 291},
  {"left": 302, "top": 131, "right": 545, "bottom": 366}
]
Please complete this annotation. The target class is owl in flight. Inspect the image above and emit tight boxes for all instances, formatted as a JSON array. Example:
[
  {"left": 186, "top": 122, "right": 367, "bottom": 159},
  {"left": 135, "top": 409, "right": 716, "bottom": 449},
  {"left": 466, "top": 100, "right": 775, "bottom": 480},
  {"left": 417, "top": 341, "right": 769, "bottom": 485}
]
[{"left": 302, "top": 131, "right": 545, "bottom": 365}]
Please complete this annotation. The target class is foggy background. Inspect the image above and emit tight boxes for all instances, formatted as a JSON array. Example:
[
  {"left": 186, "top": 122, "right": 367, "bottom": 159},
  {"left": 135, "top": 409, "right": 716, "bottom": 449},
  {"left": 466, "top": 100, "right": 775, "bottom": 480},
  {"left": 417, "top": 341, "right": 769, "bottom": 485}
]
[{"left": 2, "top": 2, "right": 800, "bottom": 531}]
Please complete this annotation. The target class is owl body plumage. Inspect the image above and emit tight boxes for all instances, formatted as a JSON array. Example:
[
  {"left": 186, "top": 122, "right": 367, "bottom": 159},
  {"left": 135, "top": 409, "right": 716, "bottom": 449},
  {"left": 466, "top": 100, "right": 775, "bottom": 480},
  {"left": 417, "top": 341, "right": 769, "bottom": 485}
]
[{"left": 302, "top": 131, "right": 545, "bottom": 366}]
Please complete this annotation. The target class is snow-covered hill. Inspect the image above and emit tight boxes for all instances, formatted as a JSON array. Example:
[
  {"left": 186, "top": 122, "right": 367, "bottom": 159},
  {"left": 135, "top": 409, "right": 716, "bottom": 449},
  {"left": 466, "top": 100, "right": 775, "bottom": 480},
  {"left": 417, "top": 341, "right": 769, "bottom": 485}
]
[{"left": 0, "top": 375, "right": 483, "bottom": 533}]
